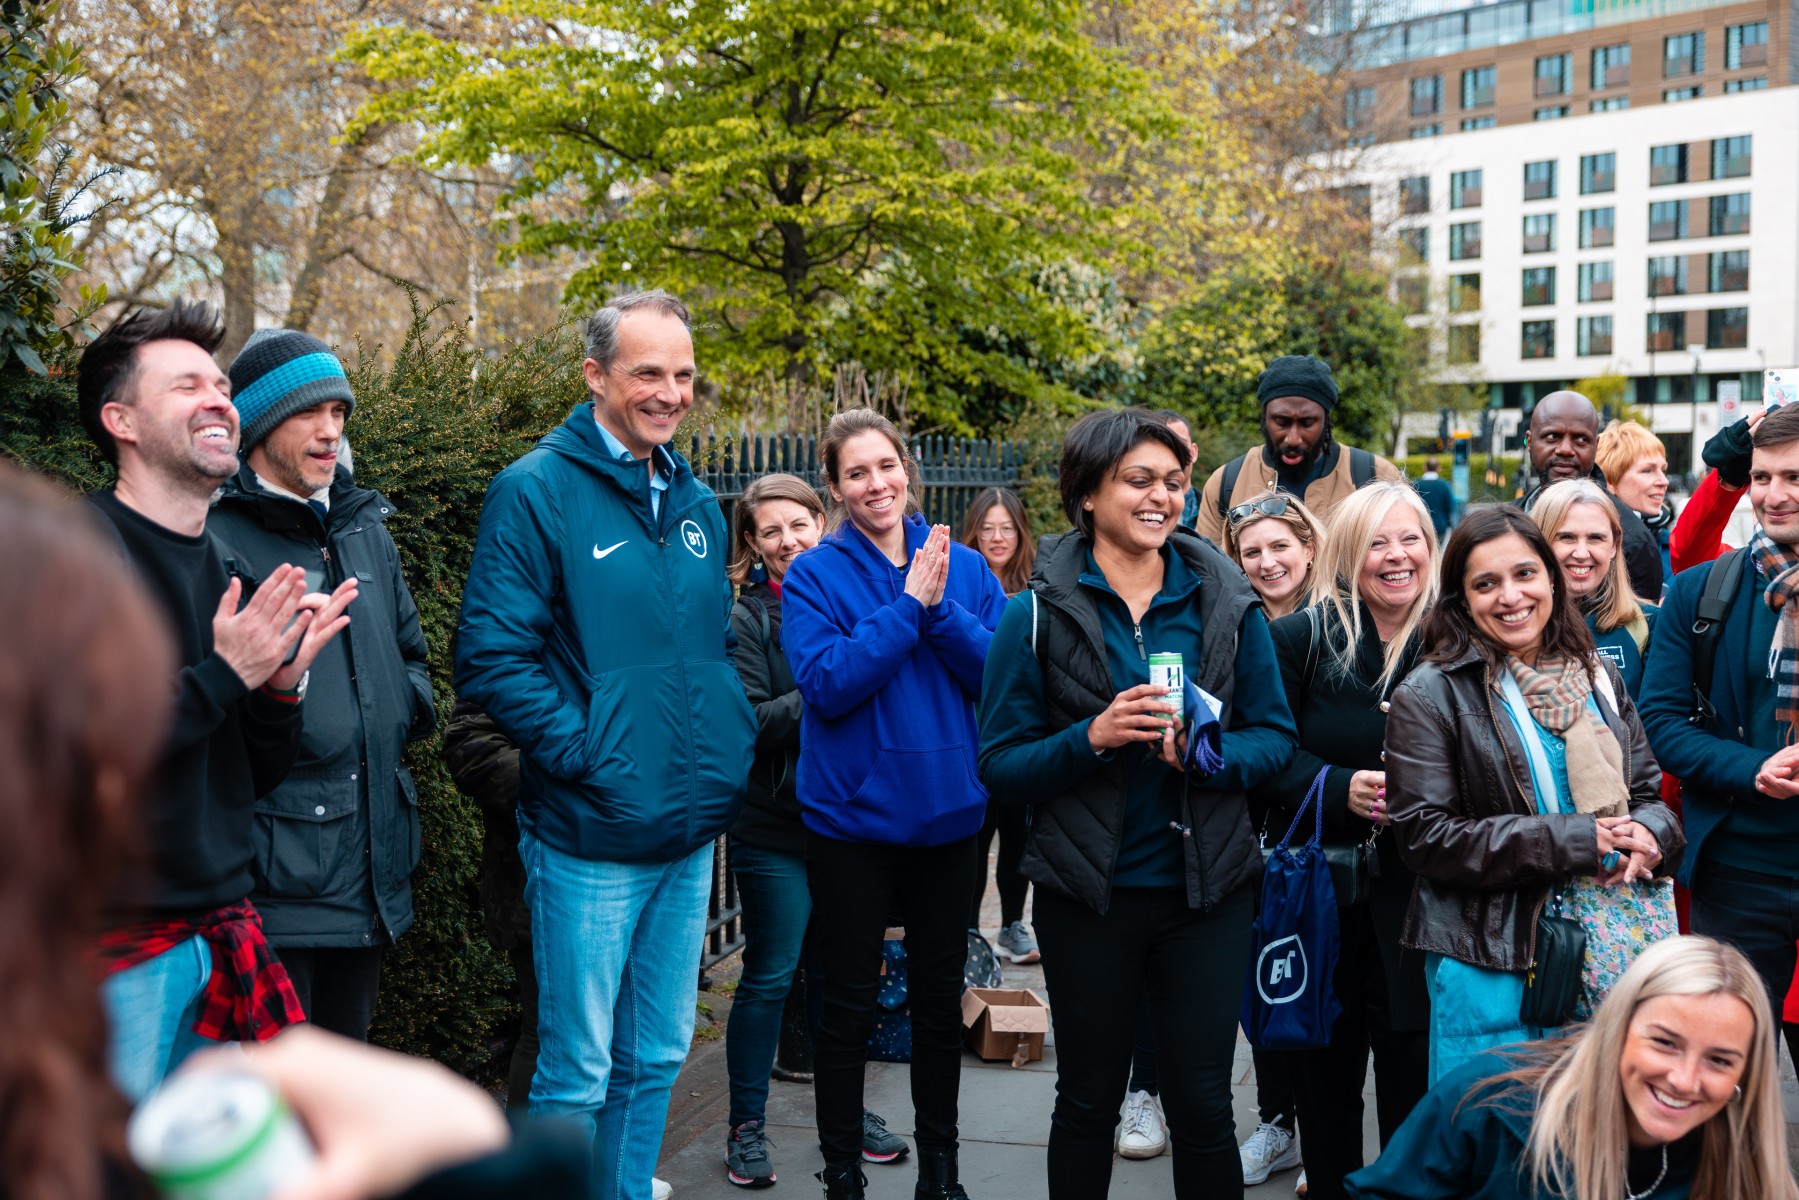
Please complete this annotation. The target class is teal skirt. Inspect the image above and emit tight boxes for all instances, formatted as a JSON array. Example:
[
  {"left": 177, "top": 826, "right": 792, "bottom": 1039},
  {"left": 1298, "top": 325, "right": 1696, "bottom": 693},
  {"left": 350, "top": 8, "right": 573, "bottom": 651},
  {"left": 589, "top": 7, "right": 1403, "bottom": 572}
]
[{"left": 1426, "top": 952, "right": 1560, "bottom": 1084}]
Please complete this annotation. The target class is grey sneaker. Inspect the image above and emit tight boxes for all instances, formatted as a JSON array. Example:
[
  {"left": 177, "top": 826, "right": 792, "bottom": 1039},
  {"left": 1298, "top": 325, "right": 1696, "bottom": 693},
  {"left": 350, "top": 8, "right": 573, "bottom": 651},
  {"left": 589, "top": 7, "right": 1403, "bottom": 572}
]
[
  {"left": 725, "top": 1120, "right": 775, "bottom": 1188},
  {"left": 996, "top": 920, "right": 1041, "bottom": 964},
  {"left": 1240, "top": 1120, "right": 1301, "bottom": 1185},
  {"left": 861, "top": 1108, "right": 910, "bottom": 1163}
]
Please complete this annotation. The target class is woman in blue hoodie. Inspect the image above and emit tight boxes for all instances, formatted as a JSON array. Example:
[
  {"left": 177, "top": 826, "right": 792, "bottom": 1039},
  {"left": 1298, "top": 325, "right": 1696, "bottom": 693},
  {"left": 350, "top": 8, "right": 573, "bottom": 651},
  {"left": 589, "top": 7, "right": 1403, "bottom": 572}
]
[
  {"left": 979, "top": 408, "right": 1298, "bottom": 1200},
  {"left": 782, "top": 408, "right": 1008, "bottom": 1200}
]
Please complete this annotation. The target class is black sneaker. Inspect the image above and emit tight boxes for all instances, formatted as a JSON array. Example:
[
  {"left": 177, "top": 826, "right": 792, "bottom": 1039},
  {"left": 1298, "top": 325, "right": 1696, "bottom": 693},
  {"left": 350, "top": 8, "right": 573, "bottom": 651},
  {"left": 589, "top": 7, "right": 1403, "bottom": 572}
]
[
  {"left": 725, "top": 1119, "right": 776, "bottom": 1188},
  {"left": 860, "top": 1108, "right": 910, "bottom": 1163}
]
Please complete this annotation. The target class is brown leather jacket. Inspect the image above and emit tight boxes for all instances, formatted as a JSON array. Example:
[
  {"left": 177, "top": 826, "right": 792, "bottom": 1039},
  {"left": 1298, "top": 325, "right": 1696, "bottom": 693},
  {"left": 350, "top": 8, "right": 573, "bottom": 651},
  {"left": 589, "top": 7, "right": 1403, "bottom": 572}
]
[{"left": 1383, "top": 646, "right": 1684, "bottom": 973}]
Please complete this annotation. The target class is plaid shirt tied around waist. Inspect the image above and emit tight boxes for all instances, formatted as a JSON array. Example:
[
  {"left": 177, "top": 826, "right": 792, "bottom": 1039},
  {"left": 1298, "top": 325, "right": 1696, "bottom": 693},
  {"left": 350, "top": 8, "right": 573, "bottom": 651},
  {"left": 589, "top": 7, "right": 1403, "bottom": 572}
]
[{"left": 99, "top": 899, "right": 305, "bottom": 1043}]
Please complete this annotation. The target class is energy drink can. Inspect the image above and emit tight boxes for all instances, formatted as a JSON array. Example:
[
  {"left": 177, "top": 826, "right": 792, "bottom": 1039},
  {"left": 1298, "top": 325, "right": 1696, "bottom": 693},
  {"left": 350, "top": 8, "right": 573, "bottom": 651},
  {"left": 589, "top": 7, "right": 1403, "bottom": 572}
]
[
  {"left": 1148, "top": 652, "right": 1184, "bottom": 727},
  {"left": 129, "top": 1067, "right": 315, "bottom": 1200}
]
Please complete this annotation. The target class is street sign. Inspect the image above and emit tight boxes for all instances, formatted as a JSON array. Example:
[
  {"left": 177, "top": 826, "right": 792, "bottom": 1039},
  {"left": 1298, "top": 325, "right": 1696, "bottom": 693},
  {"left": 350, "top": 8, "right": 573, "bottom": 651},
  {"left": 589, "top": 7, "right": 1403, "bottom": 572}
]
[{"left": 1718, "top": 380, "right": 1742, "bottom": 425}]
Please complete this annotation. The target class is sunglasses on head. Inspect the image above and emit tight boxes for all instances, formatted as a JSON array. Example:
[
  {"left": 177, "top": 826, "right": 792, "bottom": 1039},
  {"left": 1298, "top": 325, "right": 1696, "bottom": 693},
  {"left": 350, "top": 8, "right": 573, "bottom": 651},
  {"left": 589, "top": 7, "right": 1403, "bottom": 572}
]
[{"left": 1227, "top": 495, "right": 1290, "bottom": 528}]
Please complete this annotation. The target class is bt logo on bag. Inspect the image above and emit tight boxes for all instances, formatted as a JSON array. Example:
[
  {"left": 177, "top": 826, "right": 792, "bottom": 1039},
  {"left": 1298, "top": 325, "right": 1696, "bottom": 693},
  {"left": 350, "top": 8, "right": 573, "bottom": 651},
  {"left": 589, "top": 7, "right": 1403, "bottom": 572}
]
[{"left": 1256, "top": 935, "right": 1310, "bottom": 1005}]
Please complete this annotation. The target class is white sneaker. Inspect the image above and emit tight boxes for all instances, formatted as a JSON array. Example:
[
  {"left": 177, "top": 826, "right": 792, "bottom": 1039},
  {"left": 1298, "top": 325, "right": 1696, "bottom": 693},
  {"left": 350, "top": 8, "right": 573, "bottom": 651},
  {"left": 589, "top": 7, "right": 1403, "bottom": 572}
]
[
  {"left": 1239, "top": 1120, "right": 1301, "bottom": 1185},
  {"left": 1295, "top": 1169, "right": 1309, "bottom": 1196},
  {"left": 652, "top": 1180, "right": 673, "bottom": 1200},
  {"left": 1116, "top": 1088, "right": 1167, "bottom": 1159}
]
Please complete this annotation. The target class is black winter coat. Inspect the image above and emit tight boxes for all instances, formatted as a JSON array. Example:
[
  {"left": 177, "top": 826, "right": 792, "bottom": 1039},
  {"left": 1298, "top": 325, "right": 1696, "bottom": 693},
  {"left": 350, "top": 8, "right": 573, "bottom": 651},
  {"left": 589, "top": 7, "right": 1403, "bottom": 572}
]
[
  {"left": 729, "top": 582, "right": 806, "bottom": 857},
  {"left": 208, "top": 466, "right": 435, "bottom": 946}
]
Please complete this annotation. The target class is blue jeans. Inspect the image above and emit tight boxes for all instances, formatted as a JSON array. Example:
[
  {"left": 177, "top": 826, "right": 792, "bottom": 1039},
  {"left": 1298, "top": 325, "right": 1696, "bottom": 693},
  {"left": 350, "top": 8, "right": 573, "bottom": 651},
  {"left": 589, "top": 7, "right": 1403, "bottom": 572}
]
[
  {"left": 724, "top": 840, "right": 813, "bottom": 1129},
  {"left": 101, "top": 933, "right": 214, "bottom": 1103},
  {"left": 522, "top": 821, "right": 713, "bottom": 1200}
]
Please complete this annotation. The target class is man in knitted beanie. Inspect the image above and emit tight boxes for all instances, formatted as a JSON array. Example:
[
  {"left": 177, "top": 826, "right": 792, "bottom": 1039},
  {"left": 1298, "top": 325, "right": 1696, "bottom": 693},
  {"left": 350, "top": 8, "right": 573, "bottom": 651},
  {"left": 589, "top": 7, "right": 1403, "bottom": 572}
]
[
  {"left": 1194, "top": 354, "right": 1404, "bottom": 543},
  {"left": 207, "top": 328, "right": 436, "bottom": 1040}
]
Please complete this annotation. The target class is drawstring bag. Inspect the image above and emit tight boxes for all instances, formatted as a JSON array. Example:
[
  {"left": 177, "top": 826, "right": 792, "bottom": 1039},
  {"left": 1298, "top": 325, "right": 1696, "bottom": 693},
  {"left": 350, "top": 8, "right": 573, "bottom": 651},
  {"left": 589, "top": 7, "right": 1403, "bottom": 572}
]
[{"left": 1241, "top": 767, "right": 1342, "bottom": 1049}]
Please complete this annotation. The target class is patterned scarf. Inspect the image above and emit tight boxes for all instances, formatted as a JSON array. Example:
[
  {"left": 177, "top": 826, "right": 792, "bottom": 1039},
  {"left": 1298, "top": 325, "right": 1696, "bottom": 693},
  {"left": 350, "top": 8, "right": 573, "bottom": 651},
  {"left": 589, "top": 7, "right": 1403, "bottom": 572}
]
[
  {"left": 1749, "top": 527, "right": 1799, "bottom": 736},
  {"left": 1504, "top": 654, "right": 1629, "bottom": 817}
]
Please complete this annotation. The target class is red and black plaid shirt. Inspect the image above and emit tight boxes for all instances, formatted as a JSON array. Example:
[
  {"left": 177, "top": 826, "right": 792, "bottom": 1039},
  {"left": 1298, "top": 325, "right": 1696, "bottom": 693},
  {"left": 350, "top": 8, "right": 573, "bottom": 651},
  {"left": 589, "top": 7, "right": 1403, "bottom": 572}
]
[{"left": 99, "top": 900, "right": 305, "bottom": 1043}]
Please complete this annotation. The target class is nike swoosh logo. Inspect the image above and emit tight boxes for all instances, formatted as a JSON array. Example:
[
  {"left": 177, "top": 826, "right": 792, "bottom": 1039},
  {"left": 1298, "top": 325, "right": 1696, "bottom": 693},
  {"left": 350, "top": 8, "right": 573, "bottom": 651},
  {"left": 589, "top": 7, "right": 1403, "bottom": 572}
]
[{"left": 593, "top": 541, "right": 628, "bottom": 560}]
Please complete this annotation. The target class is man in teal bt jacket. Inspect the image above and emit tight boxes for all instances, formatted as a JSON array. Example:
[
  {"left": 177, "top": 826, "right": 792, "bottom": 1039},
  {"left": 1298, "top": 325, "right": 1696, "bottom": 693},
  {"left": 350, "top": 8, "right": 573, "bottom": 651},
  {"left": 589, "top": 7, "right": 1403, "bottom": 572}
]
[{"left": 455, "top": 289, "right": 755, "bottom": 1200}]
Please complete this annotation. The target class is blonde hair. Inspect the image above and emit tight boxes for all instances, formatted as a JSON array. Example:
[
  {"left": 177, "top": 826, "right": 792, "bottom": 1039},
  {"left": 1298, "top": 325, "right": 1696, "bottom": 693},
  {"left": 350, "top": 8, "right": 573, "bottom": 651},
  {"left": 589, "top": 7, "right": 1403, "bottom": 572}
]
[
  {"left": 729, "top": 473, "right": 826, "bottom": 585},
  {"left": 1517, "top": 936, "right": 1798, "bottom": 1200},
  {"left": 1595, "top": 420, "right": 1667, "bottom": 489},
  {"left": 1313, "top": 481, "right": 1439, "bottom": 691},
  {"left": 1531, "top": 478, "right": 1645, "bottom": 635},
  {"left": 1222, "top": 489, "right": 1328, "bottom": 618}
]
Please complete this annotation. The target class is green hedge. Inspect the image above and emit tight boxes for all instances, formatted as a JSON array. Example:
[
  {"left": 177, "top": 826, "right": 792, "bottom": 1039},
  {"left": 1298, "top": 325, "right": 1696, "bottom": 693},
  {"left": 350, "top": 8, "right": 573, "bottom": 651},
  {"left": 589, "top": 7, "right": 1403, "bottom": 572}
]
[
  {"left": 1398, "top": 453, "right": 1524, "bottom": 505},
  {"left": 0, "top": 302, "right": 584, "bottom": 1072}
]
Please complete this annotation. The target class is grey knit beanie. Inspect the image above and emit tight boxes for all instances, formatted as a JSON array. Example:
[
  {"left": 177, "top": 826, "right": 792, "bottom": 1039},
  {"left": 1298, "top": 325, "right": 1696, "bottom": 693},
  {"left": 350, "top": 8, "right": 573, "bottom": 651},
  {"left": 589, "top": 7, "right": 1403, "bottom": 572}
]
[{"left": 228, "top": 328, "right": 355, "bottom": 451}]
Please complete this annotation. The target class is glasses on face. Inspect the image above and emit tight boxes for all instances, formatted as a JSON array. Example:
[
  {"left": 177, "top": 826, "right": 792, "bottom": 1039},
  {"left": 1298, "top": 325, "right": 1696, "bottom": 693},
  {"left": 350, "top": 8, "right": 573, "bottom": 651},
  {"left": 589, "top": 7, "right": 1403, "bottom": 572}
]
[
  {"left": 1227, "top": 495, "right": 1290, "bottom": 529},
  {"left": 978, "top": 524, "right": 1017, "bottom": 539}
]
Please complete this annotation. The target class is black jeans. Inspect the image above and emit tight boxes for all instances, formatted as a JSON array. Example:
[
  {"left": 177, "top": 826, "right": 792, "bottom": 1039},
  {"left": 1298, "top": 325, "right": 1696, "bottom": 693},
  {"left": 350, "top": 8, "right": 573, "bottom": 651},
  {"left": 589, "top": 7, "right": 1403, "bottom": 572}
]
[
  {"left": 1290, "top": 905, "right": 1428, "bottom": 1200},
  {"left": 1691, "top": 860, "right": 1799, "bottom": 1013},
  {"left": 1036, "top": 884, "right": 1254, "bottom": 1200},
  {"left": 969, "top": 802, "right": 1030, "bottom": 929},
  {"left": 278, "top": 945, "right": 386, "bottom": 1041},
  {"left": 807, "top": 833, "right": 976, "bottom": 1168}
]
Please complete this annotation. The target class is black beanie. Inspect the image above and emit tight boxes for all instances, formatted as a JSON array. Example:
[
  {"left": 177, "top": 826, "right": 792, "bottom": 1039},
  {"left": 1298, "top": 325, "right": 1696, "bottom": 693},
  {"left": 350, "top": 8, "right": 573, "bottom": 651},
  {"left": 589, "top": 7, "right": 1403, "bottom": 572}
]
[{"left": 1256, "top": 355, "right": 1338, "bottom": 413}]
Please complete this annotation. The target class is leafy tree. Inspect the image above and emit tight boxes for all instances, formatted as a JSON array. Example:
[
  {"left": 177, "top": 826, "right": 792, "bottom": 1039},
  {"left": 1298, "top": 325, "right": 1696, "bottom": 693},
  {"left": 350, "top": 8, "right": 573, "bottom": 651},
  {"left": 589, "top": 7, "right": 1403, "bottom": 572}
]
[
  {"left": 345, "top": 0, "right": 1174, "bottom": 429},
  {"left": 1139, "top": 254, "right": 1414, "bottom": 457},
  {"left": 0, "top": 1, "right": 100, "bottom": 377}
]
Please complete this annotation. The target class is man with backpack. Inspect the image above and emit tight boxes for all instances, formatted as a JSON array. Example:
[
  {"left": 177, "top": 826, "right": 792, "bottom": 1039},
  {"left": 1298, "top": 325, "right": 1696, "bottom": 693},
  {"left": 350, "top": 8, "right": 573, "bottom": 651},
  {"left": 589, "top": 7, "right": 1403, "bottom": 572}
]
[
  {"left": 1640, "top": 401, "right": 1799, "bottom": 1012},
  {"left": 1194, "top": 355, "right": 1404, "bottom": 544}
]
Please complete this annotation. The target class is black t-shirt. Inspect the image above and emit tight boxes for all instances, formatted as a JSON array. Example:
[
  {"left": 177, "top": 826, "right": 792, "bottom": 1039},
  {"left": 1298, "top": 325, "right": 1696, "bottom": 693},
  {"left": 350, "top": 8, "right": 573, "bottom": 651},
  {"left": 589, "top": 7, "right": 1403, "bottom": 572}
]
[{"left": 89, "top": 491, "right": 302, "bottom": 919}]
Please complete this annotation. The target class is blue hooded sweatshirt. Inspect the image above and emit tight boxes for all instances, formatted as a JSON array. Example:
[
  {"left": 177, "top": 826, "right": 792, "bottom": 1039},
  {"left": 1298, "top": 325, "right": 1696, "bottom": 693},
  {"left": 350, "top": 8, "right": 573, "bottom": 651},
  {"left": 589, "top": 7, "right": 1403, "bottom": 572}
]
[
  {"left": 454, "top": 402, "right": 755, "bottom": 863},
  {"left": 782, "top": 513, "right": 1008, "bottom": 846}
]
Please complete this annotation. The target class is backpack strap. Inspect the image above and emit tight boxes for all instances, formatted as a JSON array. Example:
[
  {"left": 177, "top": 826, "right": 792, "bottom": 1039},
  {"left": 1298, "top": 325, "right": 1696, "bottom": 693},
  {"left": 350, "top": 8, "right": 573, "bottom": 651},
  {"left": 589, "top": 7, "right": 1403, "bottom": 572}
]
[
  {"left": 1690, "top": 546, "right": 1749, "bottom": 729},
  {"left": 1217, "top": 454, "right": 1248, "bottom": 519},
  {"left": 1348, "top": 447, "right": 1376, "bottom": 489}
]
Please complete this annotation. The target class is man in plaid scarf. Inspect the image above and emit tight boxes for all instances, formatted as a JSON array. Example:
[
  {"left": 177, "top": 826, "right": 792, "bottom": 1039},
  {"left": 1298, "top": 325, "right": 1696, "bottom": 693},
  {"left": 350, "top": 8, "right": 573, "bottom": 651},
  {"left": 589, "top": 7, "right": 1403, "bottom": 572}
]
[{"left": 1641, "top": 401, "right": 1799, "bottom": 1013}]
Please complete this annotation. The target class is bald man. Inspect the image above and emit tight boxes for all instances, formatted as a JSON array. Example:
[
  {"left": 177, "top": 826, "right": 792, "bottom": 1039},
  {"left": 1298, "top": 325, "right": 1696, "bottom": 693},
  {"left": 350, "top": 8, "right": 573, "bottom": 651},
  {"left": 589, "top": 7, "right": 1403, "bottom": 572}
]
[{"left": 1519, "top": 390, "right": 1663, "bottom": 601}]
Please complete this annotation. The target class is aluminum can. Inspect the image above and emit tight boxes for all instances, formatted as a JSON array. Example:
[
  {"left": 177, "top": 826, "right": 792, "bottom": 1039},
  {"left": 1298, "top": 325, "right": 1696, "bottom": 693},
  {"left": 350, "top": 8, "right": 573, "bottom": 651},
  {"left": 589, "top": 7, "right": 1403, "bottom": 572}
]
[
  {"left": 129, "top": 1067, "right": 315, "bottom": 1200},
  {"left": 1148, "top": 651, "right": 1184, "bottom": 727}
]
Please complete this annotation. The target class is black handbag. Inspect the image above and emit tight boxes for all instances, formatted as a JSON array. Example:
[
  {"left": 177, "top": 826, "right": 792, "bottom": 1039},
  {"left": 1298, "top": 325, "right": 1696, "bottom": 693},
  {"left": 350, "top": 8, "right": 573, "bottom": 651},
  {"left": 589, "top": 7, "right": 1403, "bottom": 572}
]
[
  {"left": 1519, "top": 898, "right": 1587, "bottom": 1028},
  {"left": 1323, "top": 836, "right": 1380, "bottom": 907}
]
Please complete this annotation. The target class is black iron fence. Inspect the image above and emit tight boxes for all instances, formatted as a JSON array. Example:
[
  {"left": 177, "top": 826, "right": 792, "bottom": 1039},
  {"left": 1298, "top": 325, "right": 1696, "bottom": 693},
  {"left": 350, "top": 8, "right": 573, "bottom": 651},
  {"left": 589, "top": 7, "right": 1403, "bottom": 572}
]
[{"left": 694, "top": 432, "right": 1030, "bottom": 969}]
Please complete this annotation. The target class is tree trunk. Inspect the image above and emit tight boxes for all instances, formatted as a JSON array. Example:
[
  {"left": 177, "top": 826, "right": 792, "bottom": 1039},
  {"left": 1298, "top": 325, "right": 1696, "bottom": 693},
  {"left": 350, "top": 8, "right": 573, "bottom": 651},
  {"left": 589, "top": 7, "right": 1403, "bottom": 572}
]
[
  {"left": 215, "top": 209, "right": 259, "bottom": 364},
  {"left": 285, "top": 129, "right": 375, "bottom": 334}
]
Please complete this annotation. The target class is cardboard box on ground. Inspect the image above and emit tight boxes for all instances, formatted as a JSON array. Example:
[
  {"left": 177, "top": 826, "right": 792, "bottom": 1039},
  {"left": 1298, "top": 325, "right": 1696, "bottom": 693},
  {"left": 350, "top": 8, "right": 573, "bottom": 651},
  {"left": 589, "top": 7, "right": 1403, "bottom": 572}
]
[{"left": 961, "top": 988, "right": 1049, "bottom": 1067}]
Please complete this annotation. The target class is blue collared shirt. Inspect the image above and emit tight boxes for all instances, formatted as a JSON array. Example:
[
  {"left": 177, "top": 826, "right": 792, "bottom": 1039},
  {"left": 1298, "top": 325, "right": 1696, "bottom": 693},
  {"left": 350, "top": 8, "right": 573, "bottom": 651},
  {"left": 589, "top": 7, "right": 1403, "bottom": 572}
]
[{"left": 592, "top": 412, "right": 672, "bottom": 520}]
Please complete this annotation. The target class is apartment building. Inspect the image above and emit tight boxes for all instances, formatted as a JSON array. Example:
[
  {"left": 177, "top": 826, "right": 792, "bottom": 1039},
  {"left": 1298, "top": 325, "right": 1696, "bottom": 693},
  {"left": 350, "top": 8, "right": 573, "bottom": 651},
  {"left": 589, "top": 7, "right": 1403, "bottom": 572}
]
[{"left": 1330, "top": 0, "right": 1798, "bottom": 469}]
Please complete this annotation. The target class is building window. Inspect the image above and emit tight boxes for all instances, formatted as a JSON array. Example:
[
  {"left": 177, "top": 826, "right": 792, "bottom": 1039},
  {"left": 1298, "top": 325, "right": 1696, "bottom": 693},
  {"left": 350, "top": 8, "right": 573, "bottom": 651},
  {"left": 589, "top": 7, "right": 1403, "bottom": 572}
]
[
  {"left": 1726, "top": 22, "right": 1768, "bottom": 69},
  {"left": 1410, "top": 75, "right": 1442, "bottom": 116},
  {"left": 1450, "top": 221, "right": 1482, "bottom": 260},
  {"left": 1522, "top": 214, "right": 1556, "bottom": 254},
  {"left": 1707, "top": 307, "right": 1748, "bottom": 350},
  {"left": 1578, "top": 316, "right": 1614, "bottom": 356},
  {"left": 1522, "top": 320, "right": 1556, "bottom": 360},
  {"left": 1522, "top": 267, "right": 1556, "bottom": 306},
  {"left": 1648, "top": 200, "right": 1688, "bottom": 241},
  {"left": 1579, "top": 153, "right": 1615, "bottom": 195},
  {"left": 1649, "top": 255, "right": 1688, "bottom": 296},
  {"left": 1592, "top": 43, "right": 1631, "bottom": 89},
  {"left": 1450, "top": 169, "right": 1483, "bottom": 209},
  {"left": 1591, "top": 97, "right": 1631, "bottom": 112},
  {"left": 1724, "top": 78, "right": 1767, "bottom": 93},
  {"left": 1709, "top": 250, "right": 1748, "bottom": 292},
  {"left": 1649, "top": 144, "right": 1688, "bottom": 186},
  {"left": 1460, "top": 116, "right": 1497, "bottom": 131},
  {"left": 1647, "top": 312, "right": 1685, "bottom": 351},
  {"left": 1395, "top": 276, "right": 1429, "bottom": 314},
  {"left": 1712, "top": 135, "right": 1752, "bottom": 179},
  {"left": 1534, "top": 106, "right": 1570, "bottom": 120},
  {"left": 1346, "top": 86, "right": 1377, "bottom": 132},
  {"left": 1664, "top": 33, "right": 1704, "bottom": 78},
  {"left": 1398, "top": 226, "right": 1429, "bottom": 263},
  {"left": 1449, "top": 273, "right": 1481, "bottom": 312},
  {"left": 1523, "top": 161, "right": 1557, "bottom": 201},
  {"left": 1664, "top": 86, "right": 1703, "bottom": 102},
  {"left": 1579, "top": 207, "right": 1615, "bottom": 249},
  {"left": 1461, "top": 66, "right": 1496, "bottom": 109},
  {"left": 1447, "top": 324, "right": 1481, "bottom": 364},
  {"left": 1400, "top": 176, "right": 1431, "bottom": 215},
  {"left": 1709, "top": 193, "right": 1751, "bottom": 236},
  {"left": 1410, "top": 123, "right": 1442, "bottom": 138},
  {"left": 1578, "top": 261, "right": 1614, "bottom": 302},
  {"left": 1535, "top": 53, "right": 1572, "bottom": 96}
]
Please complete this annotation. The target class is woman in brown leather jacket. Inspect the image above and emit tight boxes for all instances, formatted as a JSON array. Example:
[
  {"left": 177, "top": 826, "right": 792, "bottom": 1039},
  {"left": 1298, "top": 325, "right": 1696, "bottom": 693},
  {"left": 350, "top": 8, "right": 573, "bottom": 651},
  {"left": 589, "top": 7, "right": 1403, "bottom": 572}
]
[{"left": 1383, "top": 506, "right": 1683, "bottom": 1085}]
